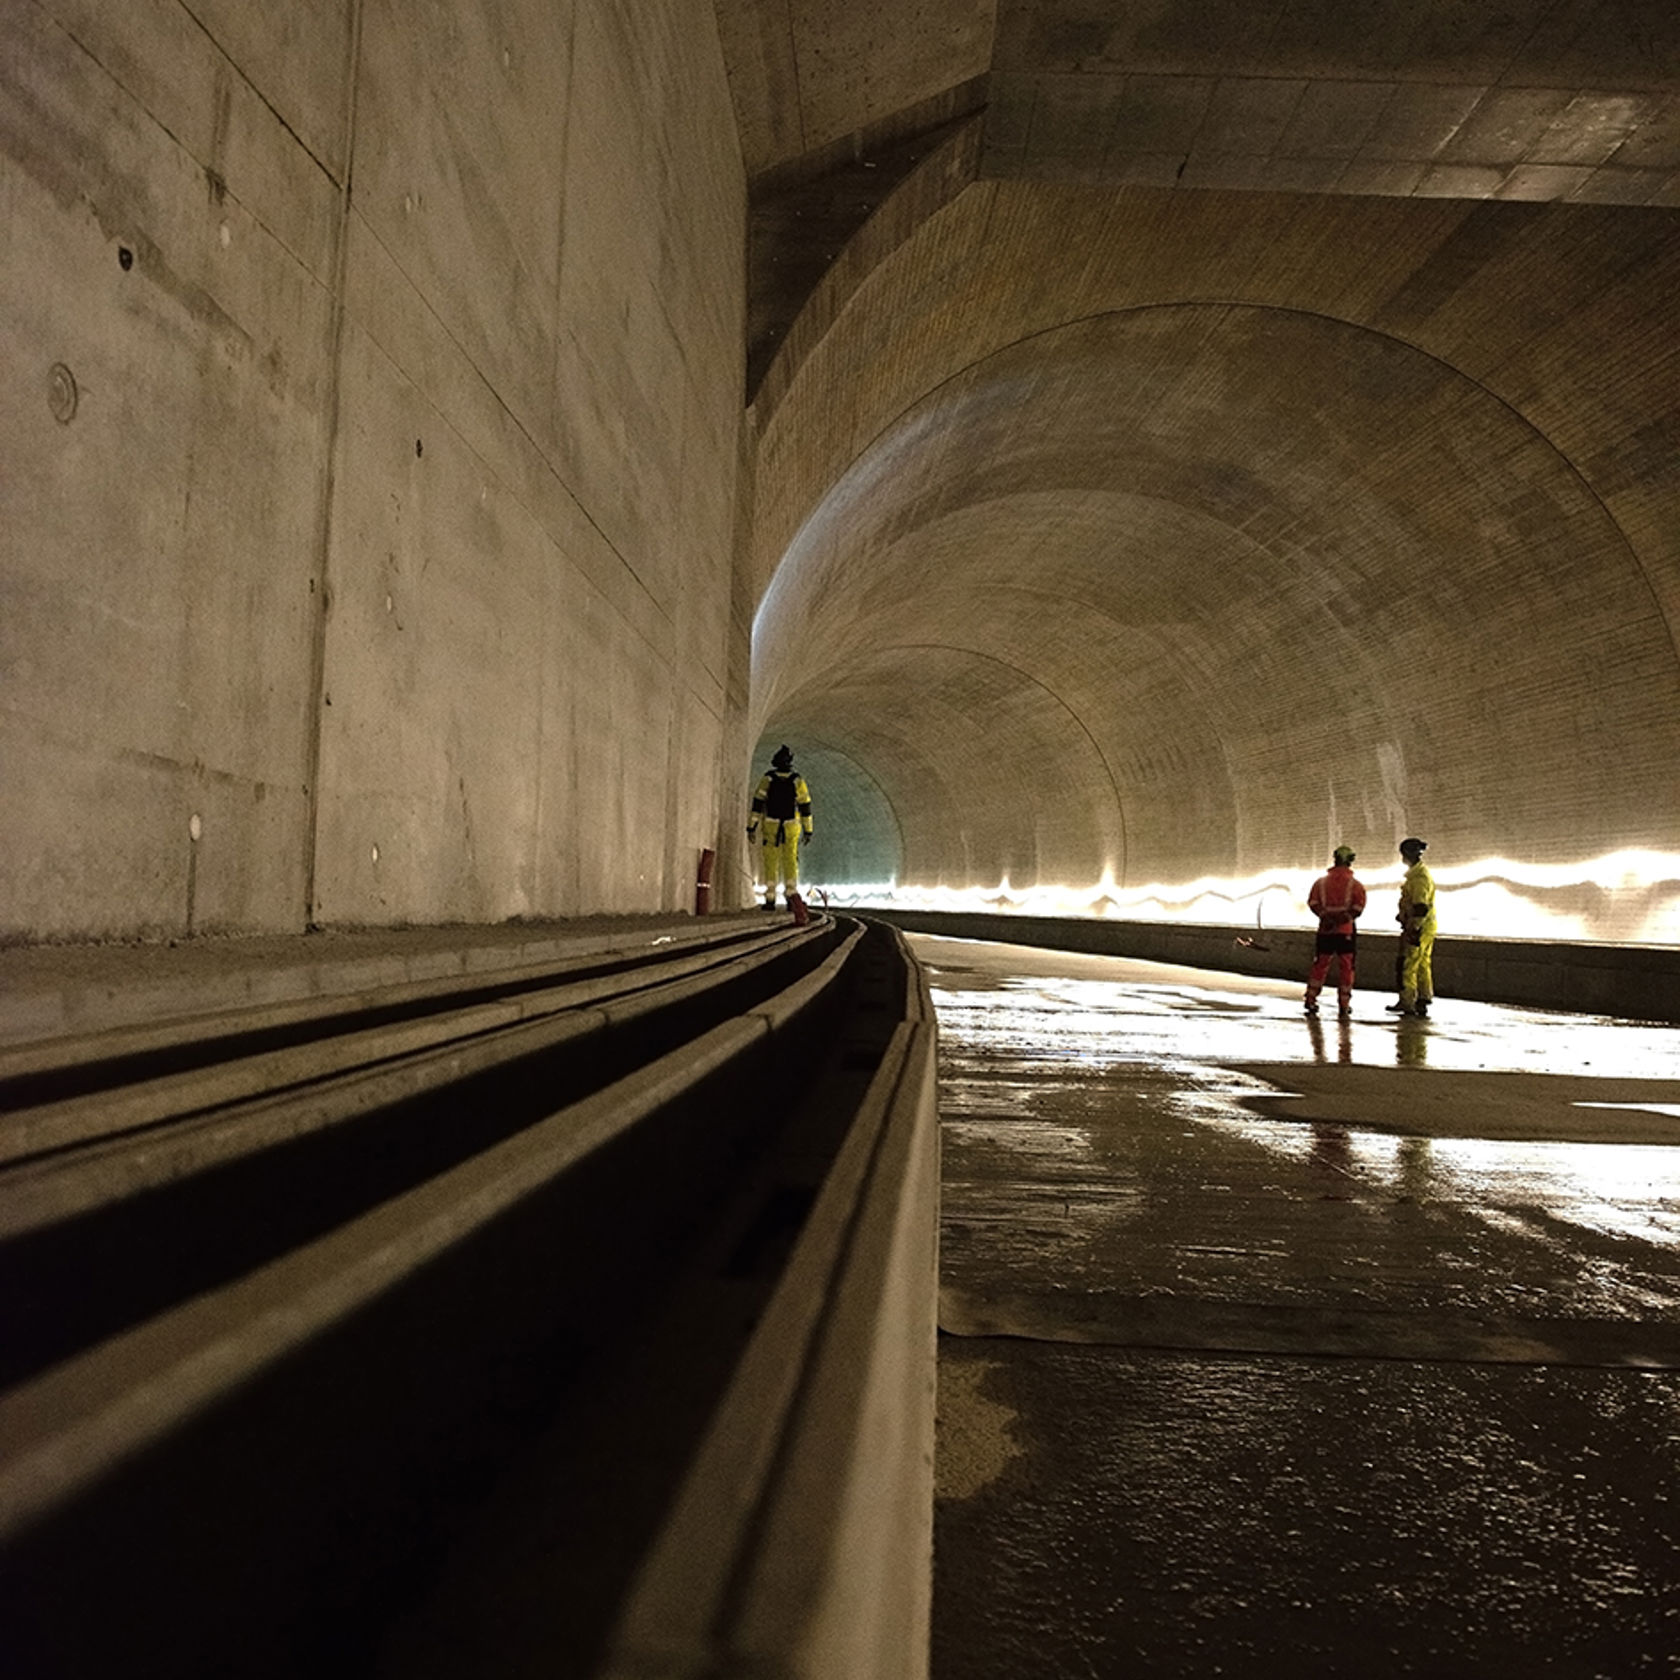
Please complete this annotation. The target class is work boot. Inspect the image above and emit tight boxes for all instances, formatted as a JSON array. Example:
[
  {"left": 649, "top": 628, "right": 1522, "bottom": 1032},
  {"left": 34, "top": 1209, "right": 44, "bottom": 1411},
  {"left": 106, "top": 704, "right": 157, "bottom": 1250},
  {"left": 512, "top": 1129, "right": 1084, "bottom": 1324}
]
[
  {"left": 1338, "top": 1000, "right": 1352, "bottom": 1017},
  {"left": 1414, "top": 1002, "right": 1429, "bottom": 1018},
  {"left": 1385, "top": 1001, "right": 1408, "bottom": 1013},
  {"left": 1303, "top": 1000, "right": 1319, "bottom": 1016},
  {"left": 762, "top": 897, "right": 778, "bottom": 911}
]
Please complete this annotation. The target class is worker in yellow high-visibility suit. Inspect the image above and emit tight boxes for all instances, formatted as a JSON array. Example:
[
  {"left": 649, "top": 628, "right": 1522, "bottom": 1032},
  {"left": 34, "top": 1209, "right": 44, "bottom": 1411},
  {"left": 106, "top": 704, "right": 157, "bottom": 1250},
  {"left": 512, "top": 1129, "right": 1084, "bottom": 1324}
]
[
  {"left": 747, "top": 743, "right": 813, "bottom": 910},
  {"left": 1386, "top": 836, "right": 1437, "bottom": 1018}
]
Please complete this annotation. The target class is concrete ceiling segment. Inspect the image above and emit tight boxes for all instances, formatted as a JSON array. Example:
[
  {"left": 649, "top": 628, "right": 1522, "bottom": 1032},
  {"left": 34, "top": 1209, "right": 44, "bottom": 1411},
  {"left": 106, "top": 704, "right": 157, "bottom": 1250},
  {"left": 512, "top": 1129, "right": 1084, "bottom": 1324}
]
[
  {"left": 746, "top": 100, "right": 986, "bottom": 397},
  {"left": 716, "top": 0, "right": 997, "bottom": 176},
  {"left": 723, "top": 0, "right": 1678, "bottom": 410},
  {"left": 716, "top": 0, "right": 995, "bottom": 394},
  {"left": 751, "top": 273, "right": 1680, "bottom": 891},
  {"left": 750, "top": 184, "right": 1680, "bottom": 630},
  {"left": 986, "top": 0, "right": 1680, "bottom": 205}
]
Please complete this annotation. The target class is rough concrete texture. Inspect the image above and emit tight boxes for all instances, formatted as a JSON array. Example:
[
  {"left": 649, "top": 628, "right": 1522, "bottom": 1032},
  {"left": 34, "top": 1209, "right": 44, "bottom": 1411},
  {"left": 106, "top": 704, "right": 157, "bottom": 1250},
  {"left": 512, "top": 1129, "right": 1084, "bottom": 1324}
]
[
  {"left": 2, "top": 0, "right": 745, "bottom": 942},
  {"left": 716, "top": 0, "right": 994, "bottom": 178},
  {"left": 6, "top": 2, "right": 1680, "bottom": 952},
  {"left": 749, "top": 182, "right": 1680, "bottom": 920},
  {"left": 920, "top": 935, "right": 1680, "bottom": 1679},
  {"left": 988, "top": 0, "right": 1680, "bottom": 203},
  {"left": 1, "top": 1, "right": 340, "bottom": 940}
]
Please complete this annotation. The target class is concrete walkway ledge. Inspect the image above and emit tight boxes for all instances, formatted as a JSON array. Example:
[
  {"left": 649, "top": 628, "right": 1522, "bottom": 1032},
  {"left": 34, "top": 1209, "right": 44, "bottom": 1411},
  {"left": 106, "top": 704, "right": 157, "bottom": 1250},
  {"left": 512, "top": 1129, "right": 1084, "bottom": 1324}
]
[
  {"left": 864, "top": 910, "right": 1680, "bottom": 1023},
  {"left": 0, "top": 914, "right": 771, "bottom": 1049}
]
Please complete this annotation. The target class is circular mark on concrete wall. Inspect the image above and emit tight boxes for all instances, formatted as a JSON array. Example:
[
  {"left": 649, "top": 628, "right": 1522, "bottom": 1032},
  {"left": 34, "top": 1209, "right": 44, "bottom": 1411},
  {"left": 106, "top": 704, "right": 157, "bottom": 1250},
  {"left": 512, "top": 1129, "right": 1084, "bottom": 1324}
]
[
  {"left": 371, "top": 843, "right": 380, "bottom": 864},
  {"left": 415, "top": 438, "right": 423, "bottom": 458},
  {"left": 47, "top": 363, "right": 78, "bottom": 424},
  {"left": 118, "top": 245, "right": 134, "bottom": 270},
  {"left": 189, "top": 813, "right": 203, "bottom": 842}
]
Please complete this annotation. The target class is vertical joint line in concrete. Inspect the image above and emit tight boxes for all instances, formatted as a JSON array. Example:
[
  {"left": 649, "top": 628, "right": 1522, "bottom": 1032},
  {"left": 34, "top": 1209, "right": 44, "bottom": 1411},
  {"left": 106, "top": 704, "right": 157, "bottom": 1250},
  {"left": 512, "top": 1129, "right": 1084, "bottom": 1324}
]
[
  {"left": 547, "top": 3, "right": 580, "bottom": 452},
  {"left": 783, "top": 6, "right": 809, "bottom": 158},
  {"left": 301, "top": 0, "right": 366, "bottom": 930}
]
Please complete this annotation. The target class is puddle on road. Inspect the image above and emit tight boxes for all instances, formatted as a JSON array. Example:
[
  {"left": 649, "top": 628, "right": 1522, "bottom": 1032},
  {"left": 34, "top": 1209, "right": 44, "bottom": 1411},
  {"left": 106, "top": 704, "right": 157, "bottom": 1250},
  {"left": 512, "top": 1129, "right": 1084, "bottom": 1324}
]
[
  {"left": 928, "top": 951, "right": 1680, "bottom": 1317},
  {"left": 929, "top": 967, "right": 1680, "bottom": 1081},
  {"left": 924, "top": 941, "right": 1680, "bottom": 1678}
]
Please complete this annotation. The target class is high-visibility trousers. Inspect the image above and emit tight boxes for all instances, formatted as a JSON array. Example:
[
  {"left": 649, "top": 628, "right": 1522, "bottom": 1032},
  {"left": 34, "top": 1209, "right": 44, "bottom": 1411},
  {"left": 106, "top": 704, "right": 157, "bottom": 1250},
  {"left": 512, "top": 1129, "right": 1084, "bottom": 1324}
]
[
  {"left": 1400, "top": 927, "right": 1435, "bottom": 1006},
  {"left": 1306, "top": 933, "right": 1356, "bottom": 1007},
  {"left": 758, "top": 820, "right": 803, "bottom": 899}
]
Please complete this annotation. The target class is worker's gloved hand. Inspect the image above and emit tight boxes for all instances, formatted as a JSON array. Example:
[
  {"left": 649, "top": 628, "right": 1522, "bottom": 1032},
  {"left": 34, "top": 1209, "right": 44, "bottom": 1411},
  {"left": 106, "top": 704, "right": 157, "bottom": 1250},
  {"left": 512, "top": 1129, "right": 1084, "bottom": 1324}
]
[
  {"left": 802, "top": 831, "right": 814, "bottom": 846},
  {"left": 746, "top": 826, "right": 756, "bottom": 840},
  {"left": 1406, "top": 925, "right": 1422, "bottom": 946}
]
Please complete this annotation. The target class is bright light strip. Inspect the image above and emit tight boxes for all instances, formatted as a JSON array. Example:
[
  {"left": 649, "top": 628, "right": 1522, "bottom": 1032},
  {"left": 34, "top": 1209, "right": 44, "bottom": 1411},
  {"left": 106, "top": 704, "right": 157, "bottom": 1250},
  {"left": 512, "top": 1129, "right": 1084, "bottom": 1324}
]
[{"left": 820, "top": 850, "right": 1680, "bottom": 945}]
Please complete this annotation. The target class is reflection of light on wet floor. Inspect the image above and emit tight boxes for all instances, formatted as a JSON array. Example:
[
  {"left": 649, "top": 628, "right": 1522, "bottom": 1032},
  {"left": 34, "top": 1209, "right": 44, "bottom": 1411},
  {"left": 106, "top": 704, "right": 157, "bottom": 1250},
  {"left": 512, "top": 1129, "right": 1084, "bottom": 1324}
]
[
  {"left": 929, "top": 953, "right": 1680, "bottom": 1307},
  {"left": 931, "top": 972, "right": 1680, "bottom": 1081}
]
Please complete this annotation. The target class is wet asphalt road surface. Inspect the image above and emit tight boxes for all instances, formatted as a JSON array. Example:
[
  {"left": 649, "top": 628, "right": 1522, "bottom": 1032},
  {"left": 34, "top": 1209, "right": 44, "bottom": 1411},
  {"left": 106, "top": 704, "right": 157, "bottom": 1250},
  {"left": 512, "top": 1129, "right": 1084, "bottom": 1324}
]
[{"left": 919, "top": 937, "right": 1680, "bottom": 1679}]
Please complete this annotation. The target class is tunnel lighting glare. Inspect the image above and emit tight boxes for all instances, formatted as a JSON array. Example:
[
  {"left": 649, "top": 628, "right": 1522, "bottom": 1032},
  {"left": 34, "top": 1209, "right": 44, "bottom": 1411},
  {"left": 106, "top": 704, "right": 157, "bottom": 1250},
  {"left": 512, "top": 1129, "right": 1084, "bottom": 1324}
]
[
  {"left": 1576, "top": 1102, "right": 1680, "bottom": 1120},
  {"left": 1434, "top": 1140, "right": 1680, "bottom": 1257},
  {"left": 805, "top": 880, "right": 899, "bottom": 909},
  {"left": 835, "top": 848, "right": 1680, "bottom": 946}
]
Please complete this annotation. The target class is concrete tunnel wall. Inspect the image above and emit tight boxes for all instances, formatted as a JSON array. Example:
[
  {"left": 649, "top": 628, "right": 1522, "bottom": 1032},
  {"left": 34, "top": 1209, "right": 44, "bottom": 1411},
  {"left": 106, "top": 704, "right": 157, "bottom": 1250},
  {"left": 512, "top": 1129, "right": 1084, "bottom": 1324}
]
[
  {"left": 748, "top": 183, "right": 1680, "bottom": 940},
  {"left": 5, "top": 3, "right": 1680, "bottom": 951},
  {"left": 2, "top": 0, "right": 747, "bottom": 944}
]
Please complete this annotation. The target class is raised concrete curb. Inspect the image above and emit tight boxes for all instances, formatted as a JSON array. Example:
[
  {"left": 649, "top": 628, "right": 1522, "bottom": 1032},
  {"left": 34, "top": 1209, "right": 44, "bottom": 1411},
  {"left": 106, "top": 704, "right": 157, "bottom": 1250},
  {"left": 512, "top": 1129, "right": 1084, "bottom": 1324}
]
[
  {"left": 603, "top": 920, "right": 939, "bottom": 1680},
  {"left": 865, "top": 911, "right": 1680, "bottom": 1024},
  {"left": 0, "top": 914, "right": 772, "bottom": 1048}
]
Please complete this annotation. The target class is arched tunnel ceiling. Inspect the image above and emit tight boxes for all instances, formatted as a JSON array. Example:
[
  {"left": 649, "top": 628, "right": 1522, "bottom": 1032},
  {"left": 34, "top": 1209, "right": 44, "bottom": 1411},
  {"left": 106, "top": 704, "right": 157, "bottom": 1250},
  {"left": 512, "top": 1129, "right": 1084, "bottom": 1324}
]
[
  {"left": 719, "top": 0, "right": 1680, "bottom": 198},
  {"left": 726, "top": 6, "right": 1680, "bottom": 937},
  {"left": 723, "top": 0, "right": 1680, "bottom": 400},
  {"left": 755, "top": 297, "right": 1680, "bottom": 885}
]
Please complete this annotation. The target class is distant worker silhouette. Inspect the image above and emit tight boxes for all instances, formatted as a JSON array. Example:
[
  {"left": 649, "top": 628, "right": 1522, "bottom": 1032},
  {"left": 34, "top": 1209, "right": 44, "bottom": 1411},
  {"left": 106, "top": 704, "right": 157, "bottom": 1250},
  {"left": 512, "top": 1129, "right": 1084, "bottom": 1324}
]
[
  {"left": 747, "top": 744, "right": 813, "bottom": 911},
  {"left": 1387, "top": 837, "right": 1436, "bottom": 1018},
  {"left": 1304, "top": 845, "right": 1367, "bottom": 1017}
]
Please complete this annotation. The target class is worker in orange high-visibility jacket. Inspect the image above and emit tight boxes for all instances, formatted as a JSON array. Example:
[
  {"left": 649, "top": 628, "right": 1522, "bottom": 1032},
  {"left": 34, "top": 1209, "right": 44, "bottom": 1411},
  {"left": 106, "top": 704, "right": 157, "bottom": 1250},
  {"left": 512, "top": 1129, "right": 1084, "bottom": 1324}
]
[
  {"left": 747, "top": 743, "right": 813, "bottom": 910},
  {"left": 1304, "top": 845, "right": 1367, "bottom": 1017}
]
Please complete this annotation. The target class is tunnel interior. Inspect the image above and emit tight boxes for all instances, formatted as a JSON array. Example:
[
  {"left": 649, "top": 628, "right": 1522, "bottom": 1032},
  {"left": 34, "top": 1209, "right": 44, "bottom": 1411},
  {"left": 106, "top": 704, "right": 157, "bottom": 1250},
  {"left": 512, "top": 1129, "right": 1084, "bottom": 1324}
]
[
  {"left": 747, "top": 212, "right": 1680, "bottom": 940},
  {"left": 4, "top": 7, "right": 1680, "bottom": 1679},
  {"left": 2, "top": 0, "right": 1678, "bottom": 950}
]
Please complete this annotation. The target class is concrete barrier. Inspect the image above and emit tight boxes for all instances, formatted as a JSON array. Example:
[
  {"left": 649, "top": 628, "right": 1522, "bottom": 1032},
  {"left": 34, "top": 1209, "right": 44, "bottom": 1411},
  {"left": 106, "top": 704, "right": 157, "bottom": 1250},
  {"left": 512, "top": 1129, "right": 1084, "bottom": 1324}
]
[
  {"left": 603, "top": 920, "right": 940, "bottom": 1680},
  {"left": 0, "top": 916, "right": 941, "bottom": 1679},
  {"left": 865, "top": 911, "right": 1680, "bottom": 1024}
]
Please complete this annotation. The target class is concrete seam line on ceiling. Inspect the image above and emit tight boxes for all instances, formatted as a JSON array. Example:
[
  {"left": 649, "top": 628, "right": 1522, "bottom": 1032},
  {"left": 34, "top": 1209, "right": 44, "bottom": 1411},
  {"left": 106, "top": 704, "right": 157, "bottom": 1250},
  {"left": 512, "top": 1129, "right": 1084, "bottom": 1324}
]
[{"left": 760, "top": 297, "right": 1677, "bottom": 670}]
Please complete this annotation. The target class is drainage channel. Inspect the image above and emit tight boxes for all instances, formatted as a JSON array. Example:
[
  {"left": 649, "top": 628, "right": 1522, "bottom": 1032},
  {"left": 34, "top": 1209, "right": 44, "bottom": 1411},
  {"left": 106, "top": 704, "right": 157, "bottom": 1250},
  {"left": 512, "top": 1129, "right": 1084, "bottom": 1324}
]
[
  {"left": 0, "top": 919, "right": 831, "bottom": 1386},
  {"left": 0, "top": 916, "right": 940, "bottom": 1680}
]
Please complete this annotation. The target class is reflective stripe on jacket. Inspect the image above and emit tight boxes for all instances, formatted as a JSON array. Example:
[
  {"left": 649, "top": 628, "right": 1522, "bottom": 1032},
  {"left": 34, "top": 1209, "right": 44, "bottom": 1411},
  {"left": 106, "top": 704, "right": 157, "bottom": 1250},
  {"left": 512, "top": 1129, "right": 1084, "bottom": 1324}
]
[
  {"left": 1308, "top": 866, "right": 1367, "bottom": 935},
  {"left": 749, "top": 771, "right": 812, "bottom": 837}
]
